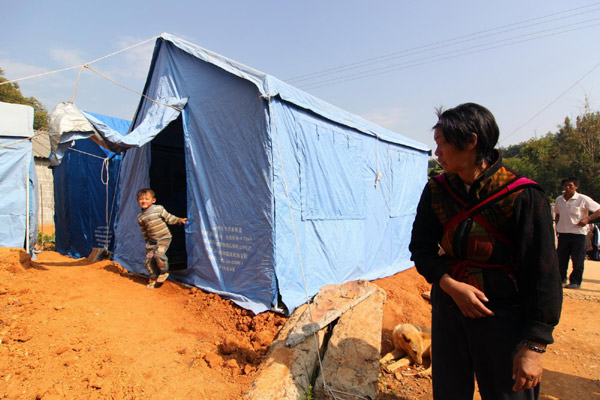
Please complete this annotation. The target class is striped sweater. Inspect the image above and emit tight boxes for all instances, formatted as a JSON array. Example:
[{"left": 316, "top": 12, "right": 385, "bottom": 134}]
[{"left": 137, "top": 204, "right": 184, "bottom": 242}]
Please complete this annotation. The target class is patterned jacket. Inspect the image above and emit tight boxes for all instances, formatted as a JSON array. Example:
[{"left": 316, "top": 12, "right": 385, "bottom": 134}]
[
  {"left": 137, "top": 204, "right": 184, "bottom": 243},
  {"left": 409, "top": 154, "right": 562, "bottom": 343}
]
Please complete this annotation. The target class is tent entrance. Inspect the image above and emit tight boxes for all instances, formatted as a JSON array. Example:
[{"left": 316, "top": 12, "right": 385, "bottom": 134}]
[{"left": 149, "top": 115, "right": 187, "bottom": 270}]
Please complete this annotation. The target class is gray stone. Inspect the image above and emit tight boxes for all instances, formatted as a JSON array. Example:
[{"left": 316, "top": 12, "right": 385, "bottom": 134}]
[
  {"left": 246, "top": 304, "right": 326, "bottom": 400},
  {"left": 286, "top": 280, "right": 376, "bottom": 347},
  {"left": 314, "top": 285, "right": 385, "bottom": 400}
]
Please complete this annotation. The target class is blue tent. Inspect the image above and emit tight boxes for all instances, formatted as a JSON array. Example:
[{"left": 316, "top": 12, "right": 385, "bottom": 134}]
[
  {"left": 50, "top": 33, "right": 430, "bottom": 314},
  {"left": 0, "top": 101, "right": 38, "bottom": 255},
  {"left": 109, "top": 33, "right": 430, "bottom": 314},
  {"left": 51, "top": 110, "right": 130, "bottom": 258}
]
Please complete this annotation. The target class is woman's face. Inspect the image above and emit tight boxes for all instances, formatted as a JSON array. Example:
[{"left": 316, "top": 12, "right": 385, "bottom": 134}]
[{"left": 433, "top": 128, "right": 475, "bottom": 175}]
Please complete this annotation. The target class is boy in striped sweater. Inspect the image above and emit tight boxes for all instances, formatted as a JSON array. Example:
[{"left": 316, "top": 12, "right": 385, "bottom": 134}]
[{"left": 137, "top": 188, "right": 187, "bottom": 289}]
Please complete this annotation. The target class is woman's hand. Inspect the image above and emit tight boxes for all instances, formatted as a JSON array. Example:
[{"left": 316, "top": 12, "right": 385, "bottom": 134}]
[
  {"left": 439, "top": 274, "right": 494, "bottom": 318},
  {"left": 512, "top": 345, "right": 544, "bottom": 391}
]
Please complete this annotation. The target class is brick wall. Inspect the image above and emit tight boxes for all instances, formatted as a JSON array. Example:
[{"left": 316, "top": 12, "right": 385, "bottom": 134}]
[{"left": 35, "top": 158, "right": 55, "bottom": 234}]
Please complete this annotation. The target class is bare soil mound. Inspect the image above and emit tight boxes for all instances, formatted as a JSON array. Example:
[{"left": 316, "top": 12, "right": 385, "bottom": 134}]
[{"left": 1, "top": 248, "right": 599, "bottom": 399}]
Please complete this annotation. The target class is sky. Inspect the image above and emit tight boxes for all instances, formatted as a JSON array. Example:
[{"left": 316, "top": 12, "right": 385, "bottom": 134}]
[{"left": 2, "top": 0, "right": 600, "bottom": 151}]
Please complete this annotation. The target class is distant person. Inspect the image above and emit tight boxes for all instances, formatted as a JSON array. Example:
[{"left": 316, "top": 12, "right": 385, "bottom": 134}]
[
  {"left": 554, "top": 177, "right": 600, "bottom": 289},
  {"left": 587, "top": 223, "right": 600, "bottom": 261},
  {"left": 410, "top": 103, "right": 562, "bottom": 399},
  {"left": 136, "top": 188, "right": 187, "bottom": 289}
]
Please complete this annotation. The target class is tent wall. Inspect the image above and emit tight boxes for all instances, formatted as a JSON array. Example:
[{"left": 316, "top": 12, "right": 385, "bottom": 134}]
[
  {"left": 53, "top": 112, "right": 129, "bottom": 258},
  {"left": 0, "top": 102, "right": 38, "bottom": 254},
  {"left": 270, "top": 99, "right": 428, "bottom": 311},
  {"left": 53, "top": 139, "right": 122, "bottom": 257},
  {"left": 0, "top": 137, "right": 38, "bottom": 251},
  {"left": 114, "top": 40, "right": 275, "bottom": 312}
]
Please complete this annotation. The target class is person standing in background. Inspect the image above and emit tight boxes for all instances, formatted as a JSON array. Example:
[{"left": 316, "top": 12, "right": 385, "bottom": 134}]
[{"left": 554, "top": 177, "right": 600, "bottom": 289}]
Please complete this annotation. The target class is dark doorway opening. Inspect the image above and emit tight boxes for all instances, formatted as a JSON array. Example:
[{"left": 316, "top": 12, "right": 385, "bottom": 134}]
[{"left": 149, "top": 115, "right": 188, "bottom": 270}]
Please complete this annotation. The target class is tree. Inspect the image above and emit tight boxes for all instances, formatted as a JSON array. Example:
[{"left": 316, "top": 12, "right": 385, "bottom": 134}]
[
  {"left": 427, "top": 157, "right": 443, "bottom": 178},
  {"left": 501, "top": 102, "right": 600, "bottom": 201},
  {"left": 0, "top": 68, "right": 49, "bottom": 130}
]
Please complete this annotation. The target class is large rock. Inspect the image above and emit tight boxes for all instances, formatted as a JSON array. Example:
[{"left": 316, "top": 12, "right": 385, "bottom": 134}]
[
  {"left": 246, "top": 304, "right": 326, "bottom": 399},
  {"left": 314, "top": 285, "right": 386, "bottom": 400},
  {"left": 286, "top": 280, "right": 376, "bottom": 347}
]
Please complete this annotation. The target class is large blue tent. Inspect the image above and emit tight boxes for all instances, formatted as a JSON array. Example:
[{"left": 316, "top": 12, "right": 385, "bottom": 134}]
[
  {"left": 50, "top": 33, "right": 430, "bottom": 314},
  {"left": 114, "top": 33, "right": 430, "bottom": 314}
]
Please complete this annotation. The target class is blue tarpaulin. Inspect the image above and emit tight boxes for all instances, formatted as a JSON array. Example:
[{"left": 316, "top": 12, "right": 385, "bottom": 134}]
[
  {"left": 52, "top": 111, "right": 130, "bottom": 258},
  {"left": 0, "top": 102, "right": 38, "bottom": 255}
]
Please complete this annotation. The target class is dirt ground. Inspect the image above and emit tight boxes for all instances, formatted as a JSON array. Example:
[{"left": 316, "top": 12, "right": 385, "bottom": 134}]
[{"left": 1, "top": 247, "right": 599, "bottom": 399}]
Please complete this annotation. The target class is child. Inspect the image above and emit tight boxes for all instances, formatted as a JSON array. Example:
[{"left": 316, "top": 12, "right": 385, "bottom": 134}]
[{"left": 136, "top": 188, "right": 187, "bottom": 289}]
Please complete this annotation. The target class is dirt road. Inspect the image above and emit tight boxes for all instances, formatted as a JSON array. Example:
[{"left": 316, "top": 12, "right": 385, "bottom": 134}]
[{"left": 1, "top": 248, "right": 599, "bottom": 399}]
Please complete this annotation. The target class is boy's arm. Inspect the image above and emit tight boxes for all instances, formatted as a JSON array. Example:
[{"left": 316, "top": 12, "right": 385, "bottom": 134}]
[{"left": 160, "top": 208, "right": 186, "bottom": 225}]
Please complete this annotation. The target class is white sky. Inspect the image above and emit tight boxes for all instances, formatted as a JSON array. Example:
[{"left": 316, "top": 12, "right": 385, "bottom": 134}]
[{"left": 2, "top": 0, "right": 600, "bottom": 150}]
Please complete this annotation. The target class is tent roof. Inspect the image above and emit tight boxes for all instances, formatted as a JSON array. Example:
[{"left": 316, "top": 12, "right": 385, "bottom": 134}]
[
  {"left": 0, "top": 101, "right": 34, "bottom": 138},
  {"left": 158, "top": 33, "right": 430, "bottom": 153}
]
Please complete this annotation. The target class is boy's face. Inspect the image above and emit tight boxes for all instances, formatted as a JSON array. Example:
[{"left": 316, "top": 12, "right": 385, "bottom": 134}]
[{"left": 137, "top": 193, "right": 156, "bottom": 210}]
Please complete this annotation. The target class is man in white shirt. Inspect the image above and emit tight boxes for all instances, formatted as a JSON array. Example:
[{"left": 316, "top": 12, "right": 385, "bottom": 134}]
[{"left": 554, "top": 177, "right": 600, "bottom": 289}]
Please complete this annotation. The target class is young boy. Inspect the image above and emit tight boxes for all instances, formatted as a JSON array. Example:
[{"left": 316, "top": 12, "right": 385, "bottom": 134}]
[{"left": 136, "top": 188, "right": 187, "bottom": 289}]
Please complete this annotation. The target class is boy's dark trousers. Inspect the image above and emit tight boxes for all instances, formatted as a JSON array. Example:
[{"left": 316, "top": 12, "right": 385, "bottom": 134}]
[
  {"left": 144, "top": 237, "right": 172, "bottom": 279},
  {"left": 431, "top": 283, "right": 540, "bottom": 400}
]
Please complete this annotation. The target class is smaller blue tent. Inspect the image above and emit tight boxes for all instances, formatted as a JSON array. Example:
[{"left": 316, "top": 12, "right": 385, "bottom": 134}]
[
  {"left": 0, "top": 101, "right": 38, "bottom": 255},
  {"left": 51, "top": 108, "right": 130, "bottom": 258}
]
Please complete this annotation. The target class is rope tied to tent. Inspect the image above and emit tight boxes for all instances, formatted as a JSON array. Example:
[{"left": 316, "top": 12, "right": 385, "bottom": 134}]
[
  {"left": 83, "top": 65, "right": 183, "bottom": 112},
  {"left": 0, "top": 131, "right": 49, "bottom": 149},
  {"left": 0, "top": 34, "right": 180, "bottom": 116},
  {"left": 68, "top": 146, "right": 115, "bottom": 250},
  {"left": 0, "top": 35, "right": 160, "bottom": 87},
  {"left": 263, "top": 94, "right": 370, "bottom": 400},
  {"left": 70, "top": 65, "right": 86, "bottom": 104}
]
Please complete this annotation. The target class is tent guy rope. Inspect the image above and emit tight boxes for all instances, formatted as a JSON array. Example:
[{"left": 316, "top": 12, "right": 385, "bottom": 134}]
[
  {"left": 0, "top": 35, "right": 159, "bottom": 87},
  {"left": 82, "top": 65, "right": 182, "bottom": 112},
  {"left": 0, "top": 130, "right": 48, "bottom": 149}
]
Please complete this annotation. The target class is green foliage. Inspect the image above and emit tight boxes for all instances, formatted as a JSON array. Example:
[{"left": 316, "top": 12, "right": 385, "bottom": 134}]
[
  {"left": 500, "top": 100, "right": 600, "bottom": 201},
  {"left": 427, "top": 157, "right": 443, "bottom": 178},
  {"left": 298, "top": 384, "right": 314, "bottom": 400},
  {"left": 0, "top": 67, "right": 49, "bottom": 130},
  {"left": 37, "top": 232, "right": 55, "bottom": 244}
]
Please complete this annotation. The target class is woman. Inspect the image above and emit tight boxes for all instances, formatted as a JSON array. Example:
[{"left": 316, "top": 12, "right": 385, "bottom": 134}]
[{"left": 409, "top": 103, "right": 562, "bottom": 399}]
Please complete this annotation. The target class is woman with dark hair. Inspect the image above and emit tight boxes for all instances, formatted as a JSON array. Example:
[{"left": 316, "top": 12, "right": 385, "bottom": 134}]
[{"left": 409, "top": 103, "right": 562, "bottom": 399}]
